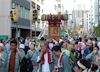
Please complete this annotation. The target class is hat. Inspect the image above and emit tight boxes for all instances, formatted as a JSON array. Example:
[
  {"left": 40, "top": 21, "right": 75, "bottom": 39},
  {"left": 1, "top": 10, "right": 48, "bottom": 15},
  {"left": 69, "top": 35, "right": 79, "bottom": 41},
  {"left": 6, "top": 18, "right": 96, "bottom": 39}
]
[
  {"left": 86, "top": 40, "right": 92, "bottom": 46},
  {"left": 77, "top": 59, "right": 90, "bottom": 71},
  {"left": 0, "top": 43, "right": 4, "bottom": 48},
  {"left": 21, "top": 39, "right": 25, "bottom": 43}
]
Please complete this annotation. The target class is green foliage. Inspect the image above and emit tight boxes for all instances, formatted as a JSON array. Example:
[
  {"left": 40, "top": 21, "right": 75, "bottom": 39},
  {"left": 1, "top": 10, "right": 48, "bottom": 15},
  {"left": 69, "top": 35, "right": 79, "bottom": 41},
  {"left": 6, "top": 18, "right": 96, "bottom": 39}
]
[
  {"left": 68, "top": 29, "right": 71, "bottom": 33},
  {"left": 84, "top": 35, "right": 87, "bottom": 38},
  {"left": 94, "top": 24, "right": 100, "bottom": 37}
]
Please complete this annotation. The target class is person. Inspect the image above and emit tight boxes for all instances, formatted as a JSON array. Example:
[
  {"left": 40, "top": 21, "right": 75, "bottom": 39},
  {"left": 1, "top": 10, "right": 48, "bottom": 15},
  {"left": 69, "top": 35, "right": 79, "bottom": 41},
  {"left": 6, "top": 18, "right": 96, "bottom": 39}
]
[
  {"left": 18, "top": 37, "right": 21, "bottom": 44},
  {"left": 52, "top": 45, "right": 72, "bottom": 72},
  {"left": 36, "top": 42, "right": 57, "bottom": 72},
  {"left": 84, "top": 40, "right": 93, "bottom": 56},
  {"left": 0, "top": 43, "right": 6, "bottom": 72},
  {"left": 96, "top": 55, "right": 100, "bottom": 72},
  {"left": 73, "top": 45, "right": 82, "bottom": 62},
  {"left": 93, "top": 38, "right": 98, "bottom": 46},
  {"left": 46, "top": 39, "right": 50, "bottom": 49},
  {"left": 70, "top": 44, "right": 75, "bottom": 51},
  {"left": 5, "top": 40, "right": 11, "bottom": 50},
  {"left": 0, "top": 40, "right": 2, "bottom": 43},
  {"left": 29, "top": 39, "right": 33, "bottom": 48},
  {"left": 86, "top": 46, "right": 94, "bottom": 64},
  {"left": 4, "top": 40, "right": 25, "bottom": 72},
  {"left": 2, "top": 40, "right": 6, "bottom": 46},
  {"left": 86, "top": 46, "right": 99, "bottom": 66},
  {"left": 91, "top": 64, "right": 98, "bottom": 72},
  {"left": 49, "top": 39, "right": 54, "bottom": 50},
  {"left": 37, "top": 37, "right": 45, "bottom": 51},
  {"left": 78, "top": 38, "right": 86, "bottom": 55},
  {"left": 25, "top": 36, "right": 30, "bottom": 46},
  {"left": 66, "top": 40, "right": 71, "bottom": 50},
  {"left": 19, "top": 39, "right": 30, "bottom": 54},
  {"left": 74, "top": 59, "right": 91, "bottom": 72},
  {"left": 27, "top": 43, "right": 40, "bottom": 72},
  {"left": 61, "top": 43, "right": 76, "bottom": 63}
]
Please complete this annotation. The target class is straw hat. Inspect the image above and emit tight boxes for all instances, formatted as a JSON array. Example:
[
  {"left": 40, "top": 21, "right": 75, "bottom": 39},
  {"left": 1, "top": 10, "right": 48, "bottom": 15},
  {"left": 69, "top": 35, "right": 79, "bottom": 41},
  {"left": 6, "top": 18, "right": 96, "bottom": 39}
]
[{"left": 86, "top": 40, "right": 92, "bottom": 46}]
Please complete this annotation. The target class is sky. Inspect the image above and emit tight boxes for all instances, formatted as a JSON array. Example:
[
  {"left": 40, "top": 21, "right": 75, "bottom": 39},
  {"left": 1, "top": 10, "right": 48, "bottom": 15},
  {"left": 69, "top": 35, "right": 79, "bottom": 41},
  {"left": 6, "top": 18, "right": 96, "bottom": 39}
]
[{"left": 64, "top": 0, "right": 90, "bottom": 14}]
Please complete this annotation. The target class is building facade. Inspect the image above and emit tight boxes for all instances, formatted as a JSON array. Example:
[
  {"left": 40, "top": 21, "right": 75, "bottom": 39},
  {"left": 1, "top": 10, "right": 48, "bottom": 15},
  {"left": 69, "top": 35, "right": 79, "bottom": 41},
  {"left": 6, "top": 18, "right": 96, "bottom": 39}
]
[
  {"left": 90, "top": 0, "right": 99, "bottom": 32},
  {"left": 31, "top": 0, "right": 45, "bottom": 37},
  {"left": 83, "top": 12, "right": 90, "bottom": 33},
  {"left": 0, "top": 0, "right": 31, "bottom": 38}
]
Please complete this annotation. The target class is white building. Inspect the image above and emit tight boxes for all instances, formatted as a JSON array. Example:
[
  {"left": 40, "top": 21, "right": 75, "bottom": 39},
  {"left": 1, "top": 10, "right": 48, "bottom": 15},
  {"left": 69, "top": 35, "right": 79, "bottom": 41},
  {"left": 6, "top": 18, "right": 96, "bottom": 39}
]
[
  {"left": 44, "top": 0, "right": 58, "bottom": 14},
  {"left": 84, "top": 12, "right": 90, "bottom": 33},
  {"left": 31, "top": 0, "right": 45, "bottom": 36},
  {"left": 87, "top": 13, "right": 91, "bottom": 32},
  {"left": 90, "top": 0, "right": 99, "bottom": 33},
  {"left": 73, "top": 4, "right": 85, "bottom": 31}
]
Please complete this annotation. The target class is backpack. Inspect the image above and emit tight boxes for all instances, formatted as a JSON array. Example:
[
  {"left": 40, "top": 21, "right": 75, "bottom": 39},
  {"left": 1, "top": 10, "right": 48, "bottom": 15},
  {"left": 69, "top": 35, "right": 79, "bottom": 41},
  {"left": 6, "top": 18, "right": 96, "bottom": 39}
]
[
  {"left": 20, "top": 57, "right": 33, "bottom": 72},
  {"left": 20, "top": 51, "right": 35, "bottom": 72}
]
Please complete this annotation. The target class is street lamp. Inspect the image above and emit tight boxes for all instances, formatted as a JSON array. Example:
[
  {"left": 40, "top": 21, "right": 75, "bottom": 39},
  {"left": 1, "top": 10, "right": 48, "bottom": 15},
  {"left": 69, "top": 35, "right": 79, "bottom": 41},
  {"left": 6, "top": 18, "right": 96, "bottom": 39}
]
[
  {"left": 30, "top": 9, "right": 38, "bottom": 45},
  {"left": 10, "top": 0, "right": 19, "bottom": 42}
]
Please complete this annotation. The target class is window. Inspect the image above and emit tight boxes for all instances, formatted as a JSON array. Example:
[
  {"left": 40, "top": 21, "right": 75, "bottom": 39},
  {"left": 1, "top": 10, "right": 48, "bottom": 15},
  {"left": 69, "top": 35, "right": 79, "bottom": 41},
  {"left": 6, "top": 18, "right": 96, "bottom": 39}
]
[
  {"left": 58, "top": 4, "right": 61, "bottom": 8},
  {"left": 42, "top": 9, "right": 44, "bottom": 13},
  {"left": 11, "top": 3, "right": 13, "bottom": 8},
  {"left": 23, "top": 7, "right": 25, "bottom": 18},
  {"left": 20, "top": 6, "right": 23, "bottom": 18},
  {"left": 11, "top": 3, "right": 30, "bottom": 20},
  {"left": 28, "top": 10, "right": 30, "bottom": 20},
  {"left": 26, "top": 9, "right": 28, "bottom": 19},
  {"left": 18, "top": 5, "right": 20, "bottom": 17},
  {"left": 25, "top": 8, "right": 26, "bottom": 19},
  {"left": 41, "top": 0, "right": 44, "bottom": 4},
  {"left": 54, "top": 5, "right": 57, "bottom": 11}
]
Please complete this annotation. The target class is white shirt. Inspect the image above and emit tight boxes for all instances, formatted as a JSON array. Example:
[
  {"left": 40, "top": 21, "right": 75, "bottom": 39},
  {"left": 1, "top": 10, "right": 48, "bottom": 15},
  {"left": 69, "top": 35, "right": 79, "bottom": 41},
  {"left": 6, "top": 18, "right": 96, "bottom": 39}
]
[
  {"left": 37, "top": 53, "right": 50, "bottom": 72},
  {"left": 29, "top": 42, "right": 32, "bottom": 47},
  {"left": 19, "top": 44, "right": 25, "bottom": 49},
  {"left": 49, "top": 43, "right": 54, "bottom": 50},
  {"left": 78, "top": 41, "right": 86, "bottom": 55},
  {"left": 92, "top": 41, "right": 95, "bottom": 46}
]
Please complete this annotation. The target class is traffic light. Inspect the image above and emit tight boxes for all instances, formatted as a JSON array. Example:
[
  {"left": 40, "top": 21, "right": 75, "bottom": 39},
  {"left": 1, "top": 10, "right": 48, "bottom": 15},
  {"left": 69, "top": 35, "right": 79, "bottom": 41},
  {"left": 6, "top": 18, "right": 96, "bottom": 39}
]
[
  {"left": 10, "top": 9, "right": 19, "bottom": 23},
  {"left": 30, "top": 9, "right": 38, "bottom": 22}
]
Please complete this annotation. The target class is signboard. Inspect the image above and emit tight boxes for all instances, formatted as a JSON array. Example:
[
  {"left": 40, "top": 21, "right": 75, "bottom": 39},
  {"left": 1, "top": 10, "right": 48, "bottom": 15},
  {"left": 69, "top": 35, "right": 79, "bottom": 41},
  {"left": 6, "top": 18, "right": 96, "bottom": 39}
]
[
  {"left": 41, "top": 14, "right": 68, "bottom": 21},
  {"left": 51, "top": 27, "right": 59, "bottom": 35},
  {"left": 0, "top": 36, "right": 8, "bottom": 40}
]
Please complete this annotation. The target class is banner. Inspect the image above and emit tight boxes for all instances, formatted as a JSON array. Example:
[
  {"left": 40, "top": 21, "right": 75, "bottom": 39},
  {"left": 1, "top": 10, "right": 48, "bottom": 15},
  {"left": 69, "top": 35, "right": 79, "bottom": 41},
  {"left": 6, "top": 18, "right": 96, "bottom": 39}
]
[{"left": 0, "top": 36, "right": 8, "bottom": 40}]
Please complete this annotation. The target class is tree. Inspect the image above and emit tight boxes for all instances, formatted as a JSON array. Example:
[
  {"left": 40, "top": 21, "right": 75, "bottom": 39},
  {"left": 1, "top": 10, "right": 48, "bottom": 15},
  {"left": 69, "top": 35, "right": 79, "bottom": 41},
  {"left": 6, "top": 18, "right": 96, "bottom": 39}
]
[{"left": 94, "top": 24, "right": 100, "bottom": 37}]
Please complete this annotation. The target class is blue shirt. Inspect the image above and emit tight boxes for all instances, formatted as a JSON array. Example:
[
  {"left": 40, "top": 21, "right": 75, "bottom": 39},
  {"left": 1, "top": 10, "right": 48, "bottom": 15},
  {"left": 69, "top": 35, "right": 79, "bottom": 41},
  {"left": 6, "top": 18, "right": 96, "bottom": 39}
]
[{"left": 84, "top": 46, "right": 90, "bottom": 57}]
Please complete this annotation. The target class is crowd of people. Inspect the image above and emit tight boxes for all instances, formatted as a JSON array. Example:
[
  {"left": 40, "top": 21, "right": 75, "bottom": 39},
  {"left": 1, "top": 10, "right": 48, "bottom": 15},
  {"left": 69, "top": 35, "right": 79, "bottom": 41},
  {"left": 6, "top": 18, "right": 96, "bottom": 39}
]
[{"left": 0, "top": 36, "right": 100, "bottom": 72}]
